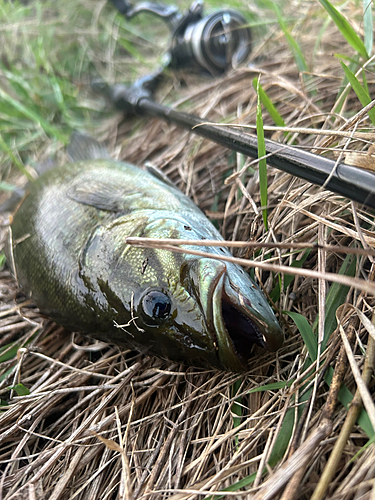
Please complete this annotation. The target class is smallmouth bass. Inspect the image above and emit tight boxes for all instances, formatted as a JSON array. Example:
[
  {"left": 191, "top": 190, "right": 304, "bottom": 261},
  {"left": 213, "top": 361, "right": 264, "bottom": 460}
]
[{"left": 8, "top": 133, "right": 283, "bottom": 371}]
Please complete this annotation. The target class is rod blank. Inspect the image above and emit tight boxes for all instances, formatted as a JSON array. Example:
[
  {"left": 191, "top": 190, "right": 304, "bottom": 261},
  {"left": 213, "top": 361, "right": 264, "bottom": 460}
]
[{"left": 99, "top": 81, "right": 375, "bottom": 211}]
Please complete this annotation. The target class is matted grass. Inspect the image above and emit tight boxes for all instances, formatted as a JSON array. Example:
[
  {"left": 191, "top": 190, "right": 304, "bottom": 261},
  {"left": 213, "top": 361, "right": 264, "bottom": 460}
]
[{"left": 1, "top": 0, "right": 375, "bottom": 499}]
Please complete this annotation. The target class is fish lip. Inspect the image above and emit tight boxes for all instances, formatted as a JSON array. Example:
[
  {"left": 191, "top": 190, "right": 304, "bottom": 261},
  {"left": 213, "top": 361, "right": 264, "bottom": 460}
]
[
  {"left": 192, "top": 260, "right": 245, "bottom": 371},
  {"left": 211, "top": 274, "right": 283, "bottom": 371},
  {"left": 209, "top": 269, "right": 249, "bottom": 372},
  {"left": 202, "top": 263, "right": 224, "bottom": 351},
  {"left": 187, "top": 258, "right": 282, "bottom": 371}
]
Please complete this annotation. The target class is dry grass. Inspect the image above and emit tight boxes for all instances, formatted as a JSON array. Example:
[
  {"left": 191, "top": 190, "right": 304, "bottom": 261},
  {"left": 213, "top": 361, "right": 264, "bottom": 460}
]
[{"left": 1, "top": 1, "right": 375, "bottom": 499}]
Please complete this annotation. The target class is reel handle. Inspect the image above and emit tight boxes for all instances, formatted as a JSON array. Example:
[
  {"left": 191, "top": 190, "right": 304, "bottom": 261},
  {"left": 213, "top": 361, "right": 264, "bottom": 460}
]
[{"left": 109, "top": 0, "right": 182, "bottom": 29}]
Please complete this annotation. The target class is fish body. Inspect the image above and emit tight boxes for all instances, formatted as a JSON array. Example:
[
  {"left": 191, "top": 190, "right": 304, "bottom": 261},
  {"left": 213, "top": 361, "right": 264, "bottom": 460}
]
[{"left": 9, "top": 134, "right": 283, "bottom": 371}]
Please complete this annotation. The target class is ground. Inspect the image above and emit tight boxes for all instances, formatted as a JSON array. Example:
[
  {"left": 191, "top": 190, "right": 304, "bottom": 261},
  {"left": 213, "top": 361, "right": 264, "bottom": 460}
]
[{"left": 1, "top": 1, "right": 375, "bottom": 499}]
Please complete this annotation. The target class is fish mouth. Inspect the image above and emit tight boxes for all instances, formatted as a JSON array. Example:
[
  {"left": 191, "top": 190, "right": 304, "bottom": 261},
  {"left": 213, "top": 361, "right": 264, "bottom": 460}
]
[
  {"left": 207, "top": 264, "right": 283, "bottom": 371},
  {"left": 222, "top": 297, "right": 265, "bottom": 354},
  {"left": 184, "top": 258, "right": 283, "bottom": 371}
]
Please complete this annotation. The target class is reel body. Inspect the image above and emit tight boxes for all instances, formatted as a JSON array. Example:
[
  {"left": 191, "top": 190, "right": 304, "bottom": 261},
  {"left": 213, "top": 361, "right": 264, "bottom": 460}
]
[{"left": 110, "top": 0, "right": 251, "bottom": 75}]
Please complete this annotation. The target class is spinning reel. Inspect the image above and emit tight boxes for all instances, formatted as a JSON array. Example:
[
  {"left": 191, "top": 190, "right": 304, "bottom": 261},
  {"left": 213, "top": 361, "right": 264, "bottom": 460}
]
[{"left": 110, "top": 0, "right": 251, "bottom": 76}]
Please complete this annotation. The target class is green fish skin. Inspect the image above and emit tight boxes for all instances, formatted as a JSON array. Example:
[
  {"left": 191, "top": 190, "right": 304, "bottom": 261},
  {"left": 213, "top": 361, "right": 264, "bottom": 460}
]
[{"left": 9, "top": 133, "right": 283, "bottom": 372}]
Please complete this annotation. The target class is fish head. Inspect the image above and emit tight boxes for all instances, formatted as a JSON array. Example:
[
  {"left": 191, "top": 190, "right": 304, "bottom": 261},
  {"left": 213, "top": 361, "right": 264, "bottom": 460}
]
[
  {"left": 115, "top": 250, "right": 282, "bottom": 372},
  {"left": 127, "top": 256, "right": 225, "bottom": 369},
  {"left": 84, "top": 214, "right": 283, "bottom": 371}
]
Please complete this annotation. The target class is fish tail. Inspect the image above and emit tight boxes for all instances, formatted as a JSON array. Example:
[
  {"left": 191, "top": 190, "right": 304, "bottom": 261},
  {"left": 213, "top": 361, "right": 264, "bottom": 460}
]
[{"left": 67, "top": 132, "right": 110, "bottom": 163}]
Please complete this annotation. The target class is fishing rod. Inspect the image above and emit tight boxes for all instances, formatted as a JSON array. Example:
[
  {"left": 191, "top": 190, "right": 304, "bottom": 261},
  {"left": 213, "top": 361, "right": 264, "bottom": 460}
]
[{"left": 98, "top": 0, "right": 375, "bottom": 211}]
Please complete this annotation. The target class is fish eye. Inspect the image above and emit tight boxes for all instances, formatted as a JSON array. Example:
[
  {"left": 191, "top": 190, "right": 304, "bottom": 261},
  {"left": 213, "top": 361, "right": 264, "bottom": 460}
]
[{"left": 141, "top": 290, "right": 171, "bottom": 322}]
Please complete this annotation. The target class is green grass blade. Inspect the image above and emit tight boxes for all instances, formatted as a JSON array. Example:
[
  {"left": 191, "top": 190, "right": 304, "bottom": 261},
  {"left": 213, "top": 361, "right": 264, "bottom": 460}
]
[
  {"left": 340, "top": 61, "right": 371, "bottom": 103},
  {"left": 314, "top": 16, "right": 332, "bottom": 58},
  {"left": 0, "top": 343, "right": 21, "bottom": 363},
  {"left": 270, "top": 248, "right": 312, "bottom": 302},
  {"left": 268, "top": 407, "right": 295, "bottom": 467},
  {"left": 267, "top": 365, "right": 374, "bottom": 471},
  {"left": 319, "top": 254, "right": 356, "bottom": 350},
  {"left": 252, "top": 78, "right": 286, "bottom": 127},
  {"left": 335, "top": 53, "right": 360, "bottom": 64},
  {"left": 256, "top": 78, "right": 268, "bottom": 231},
  {"left": 0, "top": 133, "right": 33, "bottom": 181},
  {"left": 285, "top": 311, "right": 317, "bottom": 361},
  {"left": 318, "top": 0, "right": 368, "bottom": 59},
  {"left": 0, "top": 67, "right": 36, "bottom": 102},
  {"left": 0, "top": 87, "right": 67, "bottom": 142},
  {"left": 248, "top": 380, "right": 294, "bottom": 393},
  {"left": 0, "top": 181, "right": 16, "bottom": 191},
  {"left": 0, "top": 329, "right": 39, "bottom": 363},
  {"left": 206, "top": 311, "right": 374, "bottom": 499},
  {"left": 351, "top": 432, "right": 375, "bottom": 461},
  {"left": 282, "top": 249, "right": 312, "bottom": 288},
  {"left": 265, "top": 314, "right": 316, "bottom": 468},
  {"left": 270, "top": 3, "right": 307, "bottom": 72},
  {"left": 204, "top": 472, "right": 257, "bottom": 500},
  {"left": 325, "top": 366, "right": 374, "bottom": 436},
  {"left": 285, "top": 309, "right": 374, "bottom": 437},
  {"left": 0, "top": 252, "right": 5, "bottom": 270},
  {"left": 362, "top": 69, "right": 370, "bottom": 96},
  {"left": 363, "top": 0, "right": 373, "bottom": 57},
  {"left": 8, "top": 383, "right": 30, "bottom": 396},
  {"left": 117, "top": 37, "right": 149, "bottom": 64},
  {"left": 340, "top": 61, "right": 375, "bottom": 125},
  {"left": 268, "top": 381, "right": 313, "bottom": 467},
  {"left": 0, "top": 366, "right": 14, "bottom": 383}
]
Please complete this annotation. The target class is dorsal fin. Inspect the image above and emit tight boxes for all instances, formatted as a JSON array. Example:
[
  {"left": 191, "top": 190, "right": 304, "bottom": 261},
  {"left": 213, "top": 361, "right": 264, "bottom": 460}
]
[
  {"left": 67, "top": 132, "right": 111, "bottom": 163},
  {"left": 67, "top": 180, "right": 140, "bottom": 212},
  {"left": 145, "top": 162, "right": 176, "bottom": 188}
]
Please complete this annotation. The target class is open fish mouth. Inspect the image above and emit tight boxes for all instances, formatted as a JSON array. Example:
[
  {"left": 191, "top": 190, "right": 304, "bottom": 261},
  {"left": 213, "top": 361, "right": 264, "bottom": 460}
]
[
  {"left": 222, "top": 297, "right": 266, "bottom": 353},
  {"left": 203, "top": 260, "right": 283, "bottom": 371},
  {"left": 183, "top": 257, "right": 283, "bottom": 371}
]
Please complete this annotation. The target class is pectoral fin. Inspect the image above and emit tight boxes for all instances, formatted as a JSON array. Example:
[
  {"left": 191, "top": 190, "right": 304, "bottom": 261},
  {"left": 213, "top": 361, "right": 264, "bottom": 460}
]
[{"left": 67, "top": 132, "right": 110, "bottom": 162}]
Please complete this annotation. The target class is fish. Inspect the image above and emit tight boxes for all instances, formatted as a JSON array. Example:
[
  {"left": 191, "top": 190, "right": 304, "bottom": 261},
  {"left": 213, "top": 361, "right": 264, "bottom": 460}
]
[{"left": 7, "top": 133, "right": 283, "bottom": 371}]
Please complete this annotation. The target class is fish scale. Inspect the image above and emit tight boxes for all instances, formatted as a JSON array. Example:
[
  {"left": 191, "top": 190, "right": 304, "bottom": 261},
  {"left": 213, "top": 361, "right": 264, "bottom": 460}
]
[{"left": 7, "top": 133, "right": 283, "bottom": 371}]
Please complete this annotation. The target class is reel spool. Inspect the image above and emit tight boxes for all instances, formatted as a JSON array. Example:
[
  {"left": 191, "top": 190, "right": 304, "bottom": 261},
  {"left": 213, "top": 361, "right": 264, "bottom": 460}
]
[{"left": 170, "top": 9, "right": 251, "bottom": 74}]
